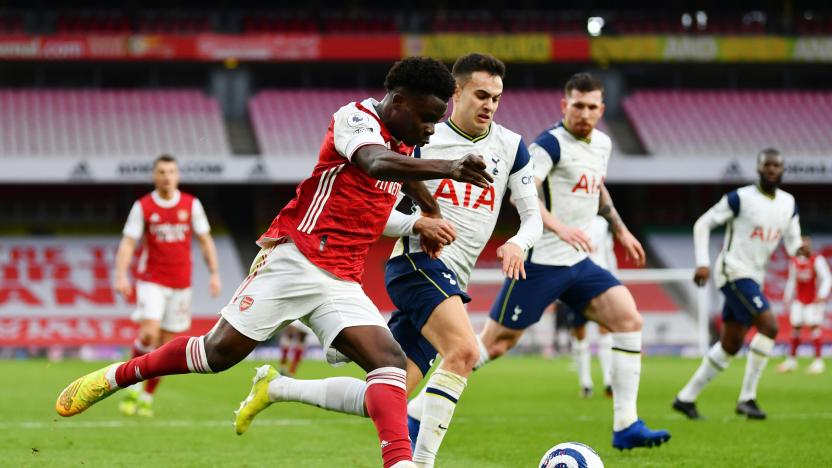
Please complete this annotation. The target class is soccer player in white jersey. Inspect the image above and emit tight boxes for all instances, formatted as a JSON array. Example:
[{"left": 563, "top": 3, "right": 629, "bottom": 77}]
[
  {"left": 778, "top": 236, "right": 831, "bottom": 374},
  {"left": 475, "top": 73, "right": 670, "bottom": 449},
  {"left": 562, "top": 215, "right": 615, "bottom": 399},
  {"left": 674, "top": 149, "right": 802, "bottom": 420},
  {"left": 381, "top": 53, "right": 542, "bottom": 467}
]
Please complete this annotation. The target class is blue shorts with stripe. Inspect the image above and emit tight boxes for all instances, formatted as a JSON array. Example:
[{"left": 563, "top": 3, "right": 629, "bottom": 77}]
[
  {"left": 488, "top": 258, "right": 620, "bottom": 330},
  {"left": 385, "top": 252, "right": 471, "bottom": 375},
  {"left": 720, "top": 278, "right": 770, "bottom": 326}
]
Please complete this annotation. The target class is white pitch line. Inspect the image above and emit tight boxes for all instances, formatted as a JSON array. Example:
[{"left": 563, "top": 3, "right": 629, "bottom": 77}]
[{"left": 5, "top": 412, "right": 832, "bottom": 430}]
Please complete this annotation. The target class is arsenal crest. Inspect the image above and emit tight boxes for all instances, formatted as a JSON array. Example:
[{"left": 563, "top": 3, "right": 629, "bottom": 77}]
[
  {"left": 239, "top": 296, "right": 254, "bottom": 312},
  {"left": 177, "top": 209, "right": 189, "bottom": 222}
]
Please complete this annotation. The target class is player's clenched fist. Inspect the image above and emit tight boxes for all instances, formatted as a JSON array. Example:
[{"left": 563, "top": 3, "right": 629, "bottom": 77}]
[{"left": 449, "top": 154, "right": 494, "bottom": 188}]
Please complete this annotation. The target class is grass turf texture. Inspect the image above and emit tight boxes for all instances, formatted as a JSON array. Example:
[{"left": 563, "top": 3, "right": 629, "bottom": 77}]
[{"left": 4, "top": 356, "right": 831, "bottom": 467}]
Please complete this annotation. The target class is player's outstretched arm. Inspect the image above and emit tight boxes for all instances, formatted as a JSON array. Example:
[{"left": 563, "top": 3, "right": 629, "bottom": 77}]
[
  {"left": 599, "top": 184, "right": 645, "bottom": 267},
  {"left": 352, "top": 145, "right": 493, "bottom": 188}
]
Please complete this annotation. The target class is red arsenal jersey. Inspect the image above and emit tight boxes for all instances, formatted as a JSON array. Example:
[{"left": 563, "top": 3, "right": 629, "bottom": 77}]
[
  {"left": 258, "top": 98, "right": 412, "bottom": 283},
  {"left": 793, "top": 253, "right": 820, "bottom": 304},
  {"left": 123, "top": 190, "right": 211, "bottom": 289}
]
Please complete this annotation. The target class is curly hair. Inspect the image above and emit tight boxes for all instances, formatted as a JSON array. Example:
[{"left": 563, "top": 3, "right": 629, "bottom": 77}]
[
  {"left": 384, "top": 57, "right": 456, "bottom": 102},
  {"left": 451, "top": 53, "right": 506, "bottom": 82}
]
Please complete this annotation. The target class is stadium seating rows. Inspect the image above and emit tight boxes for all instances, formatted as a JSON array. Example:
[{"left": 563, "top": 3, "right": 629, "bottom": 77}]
[
  {"left": 623, "top": 90, "right": 832, "bottom": 156},
  {"left": 0, "top": 90, "right": 230, "bottom": 158}
]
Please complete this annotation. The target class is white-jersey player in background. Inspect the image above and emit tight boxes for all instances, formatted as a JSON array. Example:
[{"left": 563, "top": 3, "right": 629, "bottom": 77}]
[
  {"left": 385, "top": 53, "right": 542, "bottom": 468},
  {"left": 674, "top": 148, "right": 801, "bottom": 420},
  {"left": 562, "top": 215, "right": 615, "bottom": 399},
  {"left": 477, "top": 73, "right": 670, "bottom": 450},
  {"left": 777, "top": 236, "right": 830, "bottom": 374}
]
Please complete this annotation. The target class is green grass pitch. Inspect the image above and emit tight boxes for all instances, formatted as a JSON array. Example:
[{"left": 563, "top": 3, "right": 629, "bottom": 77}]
[{"left": 3, "top": 355, "right": 831, "bottom": 467}]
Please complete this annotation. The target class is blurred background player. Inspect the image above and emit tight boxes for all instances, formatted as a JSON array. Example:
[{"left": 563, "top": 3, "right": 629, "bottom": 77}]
[
  {"left": 475, "top": 72, "right": 670, "bottom": 450},
  {"left": 562, "top": 215, "right": 615, "bottom": 399},
  {"left": 383, "top": 53, "right": 541, "bottom": 467},
  {"left": 114, "top": 154, "right": 222, "bottom": 417},
  {"left": 278, "top": 322, "right": 309, "bottom": 377},
  {"left": 54, "top": 56, "right": 494, "bottom": 468},
  {"left": 778, "top": 236, "right": 830, "bottom": 374},
  {"left": 674, "top": 148, "right": 802, "bottom": 420}
]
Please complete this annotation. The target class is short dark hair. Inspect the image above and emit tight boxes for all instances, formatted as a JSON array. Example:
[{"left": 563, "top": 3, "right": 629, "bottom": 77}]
[
  {"left": 564, "top": 72, "right": 604, "bottom": 96},
  {"left": 757, "top": 147, "right": 782, "bottom": 165},
  {"left": 384, "top": 56, "right": 456, "bottom": 102},
  {"left": 451, "top": 53, "right": 506, "bottom": 82},
  {"left": 153, "top": 154, "right": 177, "bottom": 168}
]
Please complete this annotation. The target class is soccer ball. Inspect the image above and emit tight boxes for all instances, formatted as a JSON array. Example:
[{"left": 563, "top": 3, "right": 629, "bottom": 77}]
[{"left": 539, "top": 442, "right": 604, "bottom": 468}]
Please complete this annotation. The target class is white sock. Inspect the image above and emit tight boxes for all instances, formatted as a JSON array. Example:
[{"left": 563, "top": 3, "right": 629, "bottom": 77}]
[
  {"left": 572, "top": 337, "right": 593, "bottom": 389},
  {"left": 611, "top": 331, "right": 641, "bottom": 431},
  {"left": 407, "top": 386, "right": 427, "bottom": 421},
  {"left": 678, "top": 342, "right": 731, "bottom": 402},
  {"left": 473, "top": 335, "right": 490, "bottom": 370},
  {"left": 739, "top": 334, "right": 774, "bottom": 402},
  {"left": 598, "top": 334, "right": 613, "bottom": 387},
  {"left": 413, "top": 368, "right": 467, "bottom": 468},
  {"left": 269, "top": 376, "right": 367, "bottom": 417}
]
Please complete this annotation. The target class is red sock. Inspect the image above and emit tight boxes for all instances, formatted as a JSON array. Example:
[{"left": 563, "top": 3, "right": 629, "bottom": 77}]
[
  {"left": 364, "top": 367, "right": 411, "bottom": 468},
  {"left": 790, "top": 336, "right": 800, "bottom": 357},
  {"left": 289, "top": 346, "right": 304, "bottom": 374},
  {"left": 814, "top": 336, "right": 823, "bottom": 358},
  {"left": 114, "top": 336, "right": 211, "bottom": 388},
  {"left": 144, "top": 377, "right": 161, "bottom": 395},
  {"left": 280, "top": 346, "right": 290, "bottom": 366}
]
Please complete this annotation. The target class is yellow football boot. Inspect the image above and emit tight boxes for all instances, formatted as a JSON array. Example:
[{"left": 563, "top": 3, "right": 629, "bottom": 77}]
[
  {"left": 56, "top": 362, "right": 123, "bottom": 417},
  {"left": 234, "top": 365, "right": 278, "bottom": 435}
]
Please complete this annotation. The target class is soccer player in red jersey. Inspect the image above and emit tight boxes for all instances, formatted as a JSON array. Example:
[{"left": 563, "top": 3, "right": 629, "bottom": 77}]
[
  {"left": 114, "top": 154, "right": 222, "bottom": 417},
  {"left": 55, "top": 57, "right": 493, "bottom": 468},
  {"left": 778, "top": 236, "right": 831, "bottom": 374}
]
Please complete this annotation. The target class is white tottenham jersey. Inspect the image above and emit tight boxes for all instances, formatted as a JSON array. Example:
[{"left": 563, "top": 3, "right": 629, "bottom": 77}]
[
  {"left": 694, "top": 184, "right": 801, "bottom": 287},
  {"left": 390, "top": 120, "right": 537, "bottom": 290},
  {"left": 527, "top": 122, "right": 613, "bottom": 267},
  {"left": 586, "top": 216, "right": 617, "bottom": 273}
]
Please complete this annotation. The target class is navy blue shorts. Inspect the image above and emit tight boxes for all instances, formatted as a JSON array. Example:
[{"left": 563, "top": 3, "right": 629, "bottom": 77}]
[
  {"left": 489, "top": 258, "right": 620, "bottom": 330},
  {"left": 720, "top": 278, "right": 770, "bottom": 326},
  {"left": 556, "top": 300, "right": 590, "bottom": 328},
  {"left": 385, "top": 252, "right": 470, "bottom": 375}
]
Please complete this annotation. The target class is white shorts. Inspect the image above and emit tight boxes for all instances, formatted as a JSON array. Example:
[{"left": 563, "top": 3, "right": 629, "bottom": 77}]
[
  {"left": 220, "top": 240, "right": 387, "bottom": 360},
  {"left": 790, "top": 301, "right": 825, "bottom": 327},
  {"left": 132, "top": 280, "right": 193, "bottom": 333}
]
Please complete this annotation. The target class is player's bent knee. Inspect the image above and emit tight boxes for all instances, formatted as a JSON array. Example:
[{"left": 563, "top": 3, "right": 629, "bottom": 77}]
[{"left": 444, "top": 342, "right": 480, "bottom": 372}]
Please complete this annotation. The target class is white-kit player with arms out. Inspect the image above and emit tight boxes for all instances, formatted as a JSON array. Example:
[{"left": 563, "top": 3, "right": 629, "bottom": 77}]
[
  {"left": 674, "top": 148, "right": 802, "bottom": 420},
  {"left": 384, "top": 53, "right": 542, "bottom": 467},
  {"left": 477, "top": 72, "right": 670, "bottom": 450}
]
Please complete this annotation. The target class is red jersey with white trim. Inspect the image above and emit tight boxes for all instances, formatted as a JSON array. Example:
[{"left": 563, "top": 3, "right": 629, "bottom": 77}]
[
  {"left": 258, "top": 98, "right": 412, "bottom": 283},
  {"left": 123, "top": 191, "right": 211, "bottom": 289},
  {"left": 793, "top": 254, "right": 820, "bottom": 303}
]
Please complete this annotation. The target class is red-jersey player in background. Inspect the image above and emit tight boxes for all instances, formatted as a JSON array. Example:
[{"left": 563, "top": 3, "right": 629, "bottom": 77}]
[
  {"left": 113, "top": 154, "right": 221, "bottom": 417},
  {"left": 56, "top": 57, "right": 493, "bottom": 468},
  {"left": 778, "top": 236, "right": 831, "bottom": 374}
]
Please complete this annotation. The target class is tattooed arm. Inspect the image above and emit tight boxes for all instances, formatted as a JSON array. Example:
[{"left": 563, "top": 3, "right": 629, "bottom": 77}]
[{"left": 598, "top": 184, "right": 645, "bottom": 266}]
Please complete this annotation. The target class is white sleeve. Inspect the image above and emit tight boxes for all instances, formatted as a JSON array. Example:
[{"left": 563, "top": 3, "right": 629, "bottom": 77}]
[
  {"left": 508, "top": 156, "right": 539, "bottom": 202},
  {"left": 530, "top": 144, "right": 554, "bottom": 182},
  {"left": 383, "top": 210, "right": 419, "bottom": 238},
  {"left": 506, "top": 195, "right": 543, "bottom": 252},
  {"left": 191, "top": 198, "right": 211, "bottom": 236},
  {"left": 783, "top": 261, "right": 796, "bottom": 303},
  {"left": 332, "top": 105, "right": 386, "bottom": 161},
  {"left": 122, "top": 201, "right": 144, "bottom": 240},
  {"left": 693, "top": 196, "right": 735, "bottom": 267},
  {"left": 783, "top": 213, "right": 802, "bottom": 257},
  {"left": 815, "top": 255, "right": 832, "bottom": 300}
]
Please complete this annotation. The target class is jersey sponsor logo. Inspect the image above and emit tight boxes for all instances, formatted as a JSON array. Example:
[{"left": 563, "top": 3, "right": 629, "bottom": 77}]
[
  {"left": 749, "top": 226, "right": 782, "bottom": 243},
  {"left": 374, "top": 180, "right": 402, "bottom": 197},
  {"left": 521, "top": 175, "right": 534, "bottom": 185},
  {"left": 239, "top": 295, "right": 254, "bottom": 312},
  {"left": 149, "top": 223, "right": 190, "bottom": 243},
  {"left": 571, "top": 173, "right": 603, "bottom": 194},
  {"left": 433, "top": 179, "right": 495, "bottom": 211}
]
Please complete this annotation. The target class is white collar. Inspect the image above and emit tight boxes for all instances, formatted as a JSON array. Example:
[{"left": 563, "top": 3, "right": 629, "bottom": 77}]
[{"left": 151, "top": 190, "right": 181, "bottom": 208}]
